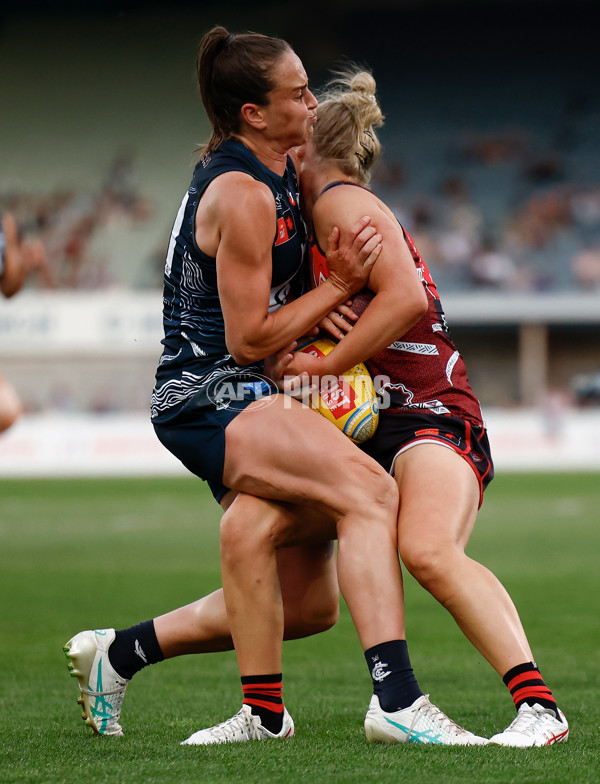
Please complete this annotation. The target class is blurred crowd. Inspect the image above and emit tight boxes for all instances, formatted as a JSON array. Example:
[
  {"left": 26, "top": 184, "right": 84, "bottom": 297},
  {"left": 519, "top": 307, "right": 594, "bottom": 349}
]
[
  {"left": 4, "top": 135, "right": 600, "bottom": 295},
  {"left": 3, "top": 127, "right": 600, "bottom": 420},
  {"left": 0, "top": 152, "right": 154, "bottom": 291},
  {"left": 373, "top": 126, "right": 600, "bottom": 293}
]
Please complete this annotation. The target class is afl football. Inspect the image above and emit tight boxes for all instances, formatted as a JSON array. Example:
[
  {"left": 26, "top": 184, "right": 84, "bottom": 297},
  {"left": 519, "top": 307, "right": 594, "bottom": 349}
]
[{"left": 295, "top": 337, "right": 379, "bottom": 443}]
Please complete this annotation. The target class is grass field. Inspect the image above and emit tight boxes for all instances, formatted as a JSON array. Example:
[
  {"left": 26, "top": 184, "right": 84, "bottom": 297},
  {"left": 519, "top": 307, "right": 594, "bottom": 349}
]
[{"left": 1, "top": 473, "right": 598, "bottom": 783}]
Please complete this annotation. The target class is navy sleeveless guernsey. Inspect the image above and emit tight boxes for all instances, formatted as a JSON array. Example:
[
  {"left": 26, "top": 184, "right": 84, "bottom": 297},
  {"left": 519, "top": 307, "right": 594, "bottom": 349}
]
[{"left": 151, "top": 139, "right": 306, "bottom": 422}]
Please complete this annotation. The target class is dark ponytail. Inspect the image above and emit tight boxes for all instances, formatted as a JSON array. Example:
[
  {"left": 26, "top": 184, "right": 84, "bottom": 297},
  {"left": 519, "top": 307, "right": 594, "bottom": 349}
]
[{"left": 197, "top": 26, "right": 291, "bottom": 153}]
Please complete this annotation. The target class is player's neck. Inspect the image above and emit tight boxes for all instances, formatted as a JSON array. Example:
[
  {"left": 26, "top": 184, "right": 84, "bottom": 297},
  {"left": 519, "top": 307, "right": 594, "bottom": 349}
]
[
  {"left": 305, "top": 165, "right": 355, "bottom": 215},
  {"left": 233, "top": 133, "right": 288, "bottom": 177}
]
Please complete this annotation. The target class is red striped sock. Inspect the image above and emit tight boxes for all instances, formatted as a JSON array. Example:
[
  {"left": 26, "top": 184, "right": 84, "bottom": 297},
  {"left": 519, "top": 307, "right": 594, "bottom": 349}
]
[
  {"left": 503, "top": 662, "right": 558, "bottom": 714},
  {"left": 241, "top": 674, "right": 284, "bottom": 735}
]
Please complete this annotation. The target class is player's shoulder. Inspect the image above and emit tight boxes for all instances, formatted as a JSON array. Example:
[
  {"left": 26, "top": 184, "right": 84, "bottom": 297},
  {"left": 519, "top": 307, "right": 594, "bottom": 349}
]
[
  {"left": 210, "top": 168, "right": 269, "bottom": 190},
  {"left": 317, "top": 182, "right": 386, "bottom": 219},
  {"left": 195, "top": 140, "right": 273, "bottom": 200},
  {"left": 314, "top": 182, "right": 367, "bottom": 227},
  {"left": 315, "top": 182, "right": 398, "bottom": 241},
  {"left": 205, "top": 170, "right": 273, "bottom": 212}
]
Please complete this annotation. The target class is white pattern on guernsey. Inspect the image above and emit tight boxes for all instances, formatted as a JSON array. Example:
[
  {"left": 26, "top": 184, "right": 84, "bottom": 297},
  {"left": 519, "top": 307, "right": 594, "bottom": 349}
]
[
  {"left": 151, "top": 139, "right": 306, "bottom": 420},
  {"left": 445, "top": 351, "right": 460, "bottom": 386},
  {"left": 165, "top": 192, "right": 188, "bottom": 278},
  {"left": 387, "top": 341, "right": 439, "bottom": 356}
]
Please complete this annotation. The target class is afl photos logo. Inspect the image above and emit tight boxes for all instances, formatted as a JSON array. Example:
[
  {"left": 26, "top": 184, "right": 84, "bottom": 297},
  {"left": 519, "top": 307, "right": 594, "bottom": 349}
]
[{"left": 206, "top": 371, "right": 276, "bottom": 412}]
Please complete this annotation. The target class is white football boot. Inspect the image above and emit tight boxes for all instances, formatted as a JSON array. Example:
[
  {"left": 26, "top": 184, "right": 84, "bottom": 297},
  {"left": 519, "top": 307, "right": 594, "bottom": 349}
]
[
  {"left": 181, "top": 704, "right": 295, "bottom": 746},
  {"left": 63, "top": 628, "right": 128, "bottom": 736},
  {"left": 364, "top": 694, "right": 489, "bottom": 745},
  {"left": 489, "top": 703, "right": 569, "bottom": 747}
]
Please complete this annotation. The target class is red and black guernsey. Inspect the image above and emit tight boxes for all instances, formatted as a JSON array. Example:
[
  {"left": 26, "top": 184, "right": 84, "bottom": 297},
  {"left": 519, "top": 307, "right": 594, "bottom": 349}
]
[{"left": 308, "top": 181, "right": 484, "bottom": 426}]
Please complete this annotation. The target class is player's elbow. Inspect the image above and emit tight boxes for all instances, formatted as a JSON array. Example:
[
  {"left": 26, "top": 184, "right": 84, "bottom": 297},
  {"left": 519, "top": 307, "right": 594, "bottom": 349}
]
[
  {"left": 390, "top": 286, "right": 428, "bottom": 332},
  {"left": 227, "top": 338, "right": 264, "bottom": 366},
  {"left": 1, "top": 279, "right": 20, "bottom": 298},
  {"left": 410, "top": 287, "right": 429, "bottom": 323}
]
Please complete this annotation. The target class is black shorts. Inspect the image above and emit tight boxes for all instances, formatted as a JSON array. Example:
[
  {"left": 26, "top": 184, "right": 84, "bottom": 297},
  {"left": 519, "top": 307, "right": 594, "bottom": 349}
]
[
  {"left": 360, "top": 411, "right": 494, "bottom": 507},
  {"left": 153, "top": 391, "right": 278, "bottom": 504}
]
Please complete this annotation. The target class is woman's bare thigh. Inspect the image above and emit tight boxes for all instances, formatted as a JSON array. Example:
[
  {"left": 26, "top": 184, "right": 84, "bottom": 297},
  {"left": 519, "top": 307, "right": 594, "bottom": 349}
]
[{"left": 222, "top": 394, "right": 391, "bottom": 517}]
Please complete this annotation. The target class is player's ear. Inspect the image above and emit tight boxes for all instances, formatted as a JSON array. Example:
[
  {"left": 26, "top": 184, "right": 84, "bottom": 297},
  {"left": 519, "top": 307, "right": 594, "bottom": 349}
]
[{"left": 241, "top": 102, "right": 266, "bottom": 130}]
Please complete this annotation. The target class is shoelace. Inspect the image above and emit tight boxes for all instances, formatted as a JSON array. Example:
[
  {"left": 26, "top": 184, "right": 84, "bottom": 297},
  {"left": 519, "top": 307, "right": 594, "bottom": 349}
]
[
  {"left": 504, "top": 705, "right": 552, "bottom": 736},
  {"left": 82, "top": 685, "right": 126, "bottom": 697},
  {"left": 81, "top": 671, "right": 127, "bottom": 704},
  {"left": 205, "top": 709, "right": 259, "bottom": 741},
  {"left": 415, "top": 698, "right": 471, "bottom": 737}
]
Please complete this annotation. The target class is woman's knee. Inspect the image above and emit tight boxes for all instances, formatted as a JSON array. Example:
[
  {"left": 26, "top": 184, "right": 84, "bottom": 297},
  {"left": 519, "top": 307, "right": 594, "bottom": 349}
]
[
  {"left": 220, "top": 504, "right": 267, "bottom": 569},
  {"left": 308, "top": 587, "right": 340, "bottom": 632},
  {"left": 344, "top": 459, "right": 399, "bottom": 521},
  {"left": 284, "top": 592, "right": 340, "bottom": 638},
  {"left": 400, "top": 538, "right": 455, "bottom": 590},
  {"left": 220, "top": 497, "right": 293, "bottom": 566}
]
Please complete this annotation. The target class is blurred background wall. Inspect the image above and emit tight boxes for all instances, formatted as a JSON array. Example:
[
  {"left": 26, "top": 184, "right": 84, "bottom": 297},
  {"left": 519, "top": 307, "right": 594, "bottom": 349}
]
[{"left": 1, "top": 0, "right": 599, "bottom": 472}]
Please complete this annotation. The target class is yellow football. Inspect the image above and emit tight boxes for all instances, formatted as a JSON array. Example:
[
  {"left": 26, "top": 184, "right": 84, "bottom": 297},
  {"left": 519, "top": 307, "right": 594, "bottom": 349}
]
[{"left": 295, "top": 337, "right": 379, "bottom": 443}]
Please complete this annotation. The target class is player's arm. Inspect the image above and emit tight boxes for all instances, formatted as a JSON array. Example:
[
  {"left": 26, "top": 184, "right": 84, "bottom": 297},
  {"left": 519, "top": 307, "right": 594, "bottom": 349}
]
[
  {"left": 1, "top": 214, "right": 29, "bottom": 297},
  {"left": 0, "top": 214, "right": 47, "bottom": 298},
  {"left": 285, "top": 190, "right": 427, "bottom": 378},
  {"left": 212, "top": 175, "right": 381, "bottom": 365},
  {"left": 318, "top": 301, "right": 359, "bottom": 341}
]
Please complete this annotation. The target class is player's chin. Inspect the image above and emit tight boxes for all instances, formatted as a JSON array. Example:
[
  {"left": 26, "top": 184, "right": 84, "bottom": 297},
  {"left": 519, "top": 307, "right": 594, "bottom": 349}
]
[
  {"left": 296, "top": 124, "right": 315, "bottom": 145},
  {"left": 284, "top": 125, "right": 314, "bottom": 153}
]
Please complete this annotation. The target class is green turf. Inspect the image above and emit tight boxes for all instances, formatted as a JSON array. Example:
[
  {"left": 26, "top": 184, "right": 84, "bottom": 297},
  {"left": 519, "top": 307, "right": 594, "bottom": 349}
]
[{"left": 0, "top": 473, "right": 598, "bottom": 783}]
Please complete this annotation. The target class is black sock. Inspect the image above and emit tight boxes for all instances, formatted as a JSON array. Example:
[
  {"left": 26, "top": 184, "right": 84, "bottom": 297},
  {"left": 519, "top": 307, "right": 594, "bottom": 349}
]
[
  {"left": 503, "top": 661, "right": 559, "bottom": 716},
  {"left": 108, "top": 620, "right": 165, "bottom": 680},
  {"left": 241, "top": 673, "right": 284, "bottom": 735},
  {"left": 364, "top": 640, "right": 423, "bottom": 712}
]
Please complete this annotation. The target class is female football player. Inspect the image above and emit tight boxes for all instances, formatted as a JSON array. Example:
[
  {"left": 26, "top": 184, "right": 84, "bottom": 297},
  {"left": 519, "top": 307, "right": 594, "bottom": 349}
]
[
  {"left": 64, "top": 28, "right": 487, "bottom": 748},
  {"left": 276, "top": 66, "right": 568, "bottom": 748}
]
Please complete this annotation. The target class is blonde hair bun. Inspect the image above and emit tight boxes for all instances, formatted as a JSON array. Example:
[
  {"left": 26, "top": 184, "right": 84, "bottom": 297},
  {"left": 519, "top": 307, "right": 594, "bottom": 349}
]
[{"left": 314, "top": 66, "right": 384, "bottom": 184}]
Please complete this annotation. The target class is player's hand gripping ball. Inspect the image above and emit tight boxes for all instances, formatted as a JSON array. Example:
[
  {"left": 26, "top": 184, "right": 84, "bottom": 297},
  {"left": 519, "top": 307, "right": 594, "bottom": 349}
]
[{"left": 295, "top": 337, "right": 379, "bottom": 443}]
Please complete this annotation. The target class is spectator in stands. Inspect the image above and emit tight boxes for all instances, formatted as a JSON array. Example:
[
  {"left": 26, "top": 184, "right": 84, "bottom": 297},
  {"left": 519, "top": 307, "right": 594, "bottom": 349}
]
[
  {"left": 469, "top": 235, "right": 519, "bottom": 289},
  {"left": 571, "top": 245, "right": 600, "bottom": 289}
]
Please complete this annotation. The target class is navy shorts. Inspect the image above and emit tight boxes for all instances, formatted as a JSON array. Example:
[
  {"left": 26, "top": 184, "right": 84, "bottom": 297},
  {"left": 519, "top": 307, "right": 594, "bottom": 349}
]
[
  {"left": 360, "top": 411, "right": 494, "bottom": 507},
  {"left": 153, "top": 393, "right": 277, "bottom": 503}
]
